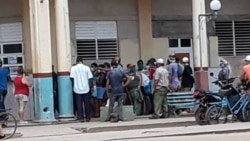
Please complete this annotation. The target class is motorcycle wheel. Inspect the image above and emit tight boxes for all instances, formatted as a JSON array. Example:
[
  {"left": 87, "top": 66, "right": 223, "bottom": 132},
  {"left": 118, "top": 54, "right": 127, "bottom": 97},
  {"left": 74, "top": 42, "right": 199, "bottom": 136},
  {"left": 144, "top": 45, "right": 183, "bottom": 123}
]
[
  {"left": 206, "top": 106, "right": 228, "bottom": 125},
  {"left": 195, "top": 107, "right": 207, "bottom": 125}
]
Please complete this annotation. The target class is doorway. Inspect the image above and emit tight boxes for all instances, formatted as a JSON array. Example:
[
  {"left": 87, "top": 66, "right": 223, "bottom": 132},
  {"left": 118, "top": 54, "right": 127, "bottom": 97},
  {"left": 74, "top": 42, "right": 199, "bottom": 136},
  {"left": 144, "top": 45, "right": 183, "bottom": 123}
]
[{"left": 168, "top": 38, "right": 194, "bottom": 69}]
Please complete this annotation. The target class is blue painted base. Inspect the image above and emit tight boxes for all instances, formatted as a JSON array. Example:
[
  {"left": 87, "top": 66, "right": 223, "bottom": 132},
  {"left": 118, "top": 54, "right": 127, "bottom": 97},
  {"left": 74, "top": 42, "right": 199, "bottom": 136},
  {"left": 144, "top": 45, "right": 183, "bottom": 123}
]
[
  {"left": 33, "top": 77, "right": 55, "bottom": 121},
  {"left": 58, "top": 75, "right": 74, "bottom": 118}
]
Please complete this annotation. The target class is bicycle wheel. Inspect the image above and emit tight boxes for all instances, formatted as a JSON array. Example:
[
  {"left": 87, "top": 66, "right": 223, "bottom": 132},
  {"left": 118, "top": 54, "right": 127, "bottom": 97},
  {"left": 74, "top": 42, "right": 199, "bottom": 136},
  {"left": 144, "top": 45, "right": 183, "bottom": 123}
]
[
  {"left": 1, "top": 113, "right": 17, "bottom": 139},
  {"left": 239, "top": 101, "right": 250, "bottom": 122},
  {"left": 206, "top": 106, "right": 228, "bottom": 125}
]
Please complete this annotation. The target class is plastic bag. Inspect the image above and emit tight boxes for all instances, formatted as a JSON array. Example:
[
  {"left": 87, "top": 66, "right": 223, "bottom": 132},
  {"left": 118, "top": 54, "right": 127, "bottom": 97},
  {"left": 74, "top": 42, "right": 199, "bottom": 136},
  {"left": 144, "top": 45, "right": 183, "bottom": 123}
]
[
  {"left": 106, "top": 99, "right": 110, "bottom": 107},
  {"left": 92, "top": 86, "right": 97, "bottom": 97}
]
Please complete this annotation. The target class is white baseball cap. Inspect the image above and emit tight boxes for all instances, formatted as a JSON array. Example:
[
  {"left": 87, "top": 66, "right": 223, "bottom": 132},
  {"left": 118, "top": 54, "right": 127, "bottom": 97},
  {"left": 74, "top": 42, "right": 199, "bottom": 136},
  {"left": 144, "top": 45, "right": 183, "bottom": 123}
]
[
  {"left": 182, "top": 57, "right": 189, "bottom": 63},
  {"left": 156, "top": 58, "right": 164, "bottom": 64},
  {"left": 244, "top": 55, "right": 250, "bottom": 61}
]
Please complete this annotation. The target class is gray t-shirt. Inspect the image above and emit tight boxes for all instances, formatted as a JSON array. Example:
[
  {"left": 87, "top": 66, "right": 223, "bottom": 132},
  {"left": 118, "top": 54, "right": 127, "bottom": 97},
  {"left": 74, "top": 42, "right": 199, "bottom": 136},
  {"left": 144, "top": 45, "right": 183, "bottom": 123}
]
[
  {"left": 106, "top": 68, "right": 126, "bottom": 96},
  {"left": 154, "top": 66, "right": 169, "bottom": 89}
]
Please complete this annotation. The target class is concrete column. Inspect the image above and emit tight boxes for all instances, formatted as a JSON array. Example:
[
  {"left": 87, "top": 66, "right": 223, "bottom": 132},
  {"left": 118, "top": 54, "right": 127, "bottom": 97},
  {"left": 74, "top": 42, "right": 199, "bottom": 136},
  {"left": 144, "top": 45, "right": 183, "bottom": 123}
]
[
  {"left": 138, "top": 0, "right": 153, "bottom": 62},
  {"left": 29, "top": 0, "right": 55, "bottom": 121},
  {"left": 54, "top": 0, "right": 74, "bottom": 118},
  {"left": 192, "top": 0, "right": 209, "bottom": 91},
  {"left": 22, "top": 0, "right": 32, "bottom": 71}
]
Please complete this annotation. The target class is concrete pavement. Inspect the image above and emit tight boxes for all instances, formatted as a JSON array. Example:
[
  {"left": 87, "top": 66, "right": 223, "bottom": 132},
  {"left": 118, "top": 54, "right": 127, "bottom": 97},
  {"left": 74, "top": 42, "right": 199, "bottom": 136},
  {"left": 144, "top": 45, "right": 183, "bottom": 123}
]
[
  {"left": 6, "top": 117, "right": 250, "bottom": 141},
  {"left": 125, "top": 132, "right": 250, "bottom": 141}
]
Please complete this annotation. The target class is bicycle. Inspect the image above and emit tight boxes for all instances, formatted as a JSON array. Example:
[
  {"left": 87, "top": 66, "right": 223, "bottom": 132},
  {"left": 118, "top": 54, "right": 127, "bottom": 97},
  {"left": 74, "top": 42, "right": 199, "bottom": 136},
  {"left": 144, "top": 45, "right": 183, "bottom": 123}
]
[
  {"left": 0, "top": 109, "right": 17, "bottom": 139},
  {"left": 205, "top": 81, "right": 250, "bottom": 124}
]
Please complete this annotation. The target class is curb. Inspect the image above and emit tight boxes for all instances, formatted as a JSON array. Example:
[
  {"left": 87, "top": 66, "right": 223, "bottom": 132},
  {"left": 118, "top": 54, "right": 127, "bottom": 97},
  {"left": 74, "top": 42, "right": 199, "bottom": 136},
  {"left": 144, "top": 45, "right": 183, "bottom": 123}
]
[{"left": 74, "top": 121, "right": 196, "bottom": 133}]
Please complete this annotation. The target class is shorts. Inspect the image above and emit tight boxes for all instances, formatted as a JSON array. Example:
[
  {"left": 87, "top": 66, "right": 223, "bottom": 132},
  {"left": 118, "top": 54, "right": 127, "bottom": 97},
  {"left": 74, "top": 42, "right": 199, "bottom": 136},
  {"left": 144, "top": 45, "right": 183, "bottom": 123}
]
[{"left": 15, "top": 94, "right": 29, "bottom": 102}]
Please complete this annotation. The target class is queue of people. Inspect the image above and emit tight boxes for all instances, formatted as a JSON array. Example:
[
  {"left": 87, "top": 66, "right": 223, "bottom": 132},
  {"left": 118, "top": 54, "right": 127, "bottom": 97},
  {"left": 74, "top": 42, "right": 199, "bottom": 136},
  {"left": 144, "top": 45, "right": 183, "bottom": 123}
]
[
  {"left": 67, "top": 53, "right": 198, "bottom": 122},
  {"left": 1, "top": 53, "right": 245, "bottom": 126}
]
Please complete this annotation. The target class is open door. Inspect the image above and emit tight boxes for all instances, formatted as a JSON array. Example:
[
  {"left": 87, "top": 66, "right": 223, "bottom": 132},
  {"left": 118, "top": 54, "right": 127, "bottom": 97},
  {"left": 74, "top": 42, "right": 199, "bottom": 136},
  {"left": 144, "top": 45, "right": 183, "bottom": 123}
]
[{"left": 174, "top": 53, "right": 190, "bottom": 63}]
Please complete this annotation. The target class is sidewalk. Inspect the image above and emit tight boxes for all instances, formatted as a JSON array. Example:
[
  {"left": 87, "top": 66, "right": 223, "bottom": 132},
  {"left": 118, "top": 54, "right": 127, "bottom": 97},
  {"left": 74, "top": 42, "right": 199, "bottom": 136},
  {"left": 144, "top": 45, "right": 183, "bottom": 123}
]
[
  {"left": 9, "top": 119, "right": 250, "bottom": 141},
  {"left": 11, "top": 117, "right": 195, "bottom": 138}
]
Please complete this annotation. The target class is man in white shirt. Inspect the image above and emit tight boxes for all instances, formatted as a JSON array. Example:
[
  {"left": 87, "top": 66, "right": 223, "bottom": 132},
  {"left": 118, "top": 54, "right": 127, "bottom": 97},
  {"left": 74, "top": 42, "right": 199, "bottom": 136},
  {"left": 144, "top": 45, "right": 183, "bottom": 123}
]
[{"left": 70, "top": 57, "right": 93, "bottom": 122}]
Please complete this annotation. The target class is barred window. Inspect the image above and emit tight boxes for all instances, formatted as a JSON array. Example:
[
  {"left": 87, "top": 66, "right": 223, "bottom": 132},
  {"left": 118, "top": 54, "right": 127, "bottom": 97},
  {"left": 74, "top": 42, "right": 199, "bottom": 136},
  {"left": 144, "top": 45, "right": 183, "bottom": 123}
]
[{"left": 216, "top": 20, "right": 250, "bottom": 56}]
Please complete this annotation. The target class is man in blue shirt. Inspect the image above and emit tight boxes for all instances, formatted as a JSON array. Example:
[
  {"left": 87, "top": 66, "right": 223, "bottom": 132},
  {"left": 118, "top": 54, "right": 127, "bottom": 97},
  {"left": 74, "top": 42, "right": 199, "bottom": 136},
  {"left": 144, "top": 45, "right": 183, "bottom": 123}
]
[
  {"left": 106, "top": 61, "right": 130, "bottom": 122},
  {"left": 0, "top": 59, "right": 10, "bottom": 111}
]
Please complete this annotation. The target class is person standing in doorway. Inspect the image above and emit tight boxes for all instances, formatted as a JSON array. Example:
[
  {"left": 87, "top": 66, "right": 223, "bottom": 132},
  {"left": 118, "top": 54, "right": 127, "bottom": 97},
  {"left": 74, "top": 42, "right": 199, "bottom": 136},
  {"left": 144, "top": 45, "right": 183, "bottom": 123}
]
[
  {"left": 150, "top": 58, "right": 169, "bottom": 119},
  {"left": 106, "top": 61, "right": 130, "bottom": 122},
  {"left": 181, "top": 57, "right": 195, "bottom": 92},
  {"left": 0, "top": 59, "right": 10, "bottom": 111},
  {"left": 167, "top": 54, "right": 180, "bottom": 92},
  {"left": 70, "top": 57, "right": 93, "bottom": 122},
  {"left": 13, "top": 66, "right": 32, "bottom": 124}
]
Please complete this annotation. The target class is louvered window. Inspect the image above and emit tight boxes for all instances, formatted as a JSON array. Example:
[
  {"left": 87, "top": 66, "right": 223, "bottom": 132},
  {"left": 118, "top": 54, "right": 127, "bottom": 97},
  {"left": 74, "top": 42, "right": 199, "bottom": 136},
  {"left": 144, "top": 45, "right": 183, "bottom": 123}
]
[
  {"left": 0, "top": 22, "right": 24, "bottom": 78},
  {"left": 215, "top": 20, "right": 250, "bottom": 56},
  {"left": 75, "top": 21, "right": 118, "bottom": 60}
]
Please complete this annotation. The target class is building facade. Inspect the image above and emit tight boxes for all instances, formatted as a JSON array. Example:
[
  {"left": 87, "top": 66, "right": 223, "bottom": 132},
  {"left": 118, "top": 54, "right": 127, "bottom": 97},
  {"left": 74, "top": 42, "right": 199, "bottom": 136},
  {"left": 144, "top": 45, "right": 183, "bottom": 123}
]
[{"left": 0, "top": 0, "right": 249, "bottom": 121}]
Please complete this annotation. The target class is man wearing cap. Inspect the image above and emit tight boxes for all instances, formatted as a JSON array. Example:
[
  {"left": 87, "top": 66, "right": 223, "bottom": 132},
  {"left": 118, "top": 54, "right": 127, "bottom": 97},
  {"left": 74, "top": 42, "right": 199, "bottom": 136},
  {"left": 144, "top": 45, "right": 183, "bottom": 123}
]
[
  {"left": 240, "top": 55, "right": 250, "bottom": 94},
  {"left": 0, "top": 59, "right": 10, "bottom": 111},
  {"left": 126, "top": 64, "right": 143, "bottom": 116},
  {"left": 106, "top": 61, "right": 130, "bottom": 122},
  {"left": 150, "top": 58, "right": 169, "bottom": 119}
]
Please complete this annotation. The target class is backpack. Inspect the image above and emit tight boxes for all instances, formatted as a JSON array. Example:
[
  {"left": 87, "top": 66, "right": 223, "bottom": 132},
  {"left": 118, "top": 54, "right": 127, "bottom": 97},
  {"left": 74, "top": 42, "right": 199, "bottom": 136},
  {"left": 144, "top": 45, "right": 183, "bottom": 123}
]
[{"left": 177, "top": 64, "right": 183, "bottom": 77}]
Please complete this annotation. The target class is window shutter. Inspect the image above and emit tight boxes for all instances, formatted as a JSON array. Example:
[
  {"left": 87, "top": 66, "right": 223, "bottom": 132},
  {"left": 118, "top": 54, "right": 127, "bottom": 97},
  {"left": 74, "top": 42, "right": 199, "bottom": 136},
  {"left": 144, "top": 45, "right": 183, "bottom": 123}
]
[
  {"left": 215, "top": 21, "right": 234, "bottom": 56},
  {"left": 0, "top": 23, "right": 23, "bottom": 43},
  {"left": 75, "top": 21, "right": 118, "bottom": 60},
  {"left": 96, "top": 22, "right": 118, "bottom": 59},
  {"left": 235, "top": 21, "right": 250, "bottom": 56}
]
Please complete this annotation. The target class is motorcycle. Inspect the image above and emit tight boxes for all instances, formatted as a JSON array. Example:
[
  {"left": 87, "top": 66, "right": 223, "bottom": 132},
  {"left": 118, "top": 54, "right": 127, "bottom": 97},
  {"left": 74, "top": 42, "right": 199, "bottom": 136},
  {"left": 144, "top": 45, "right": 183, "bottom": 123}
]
[
  {"left": 193, "top": 90, "right": 222, "bottom": 125},
  {"left": 193, "top": 72, "right": 241, "bottom": 125}
]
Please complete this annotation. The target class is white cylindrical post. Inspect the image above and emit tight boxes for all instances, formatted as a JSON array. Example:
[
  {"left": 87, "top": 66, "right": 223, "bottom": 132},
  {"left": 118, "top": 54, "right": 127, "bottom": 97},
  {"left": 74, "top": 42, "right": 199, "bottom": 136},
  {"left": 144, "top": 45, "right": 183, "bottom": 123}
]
[
  {"left": 54, "top": 0, "right": 74, "bottom": 118},
  {"left": 192, "top": 0, "right": 208, "bottom": 70}
]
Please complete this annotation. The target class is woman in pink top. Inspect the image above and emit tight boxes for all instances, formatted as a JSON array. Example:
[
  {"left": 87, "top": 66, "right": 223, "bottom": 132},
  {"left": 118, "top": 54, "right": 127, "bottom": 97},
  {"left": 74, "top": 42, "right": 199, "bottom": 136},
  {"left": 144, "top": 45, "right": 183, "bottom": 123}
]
[{"left": 13, "top": 67, "right": 31, "bottom": 124}]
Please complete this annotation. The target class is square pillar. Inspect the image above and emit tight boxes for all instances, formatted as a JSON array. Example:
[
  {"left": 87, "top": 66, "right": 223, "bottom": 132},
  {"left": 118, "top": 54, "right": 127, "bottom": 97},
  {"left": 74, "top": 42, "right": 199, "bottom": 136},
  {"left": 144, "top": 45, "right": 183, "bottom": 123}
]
[
  {"left": 29, "top": 0, "right": 55, "bottom": 122},
  {"left": 138, "top": 0, "right": 153, "bottom": 62}
]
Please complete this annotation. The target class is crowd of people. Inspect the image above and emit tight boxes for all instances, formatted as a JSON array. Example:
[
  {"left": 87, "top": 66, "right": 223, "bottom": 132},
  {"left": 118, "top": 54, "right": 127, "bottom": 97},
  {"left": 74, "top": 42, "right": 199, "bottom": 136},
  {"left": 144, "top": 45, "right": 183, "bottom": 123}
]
[{"left": 69, "top": 54, "right": 197, "bottom": 122}]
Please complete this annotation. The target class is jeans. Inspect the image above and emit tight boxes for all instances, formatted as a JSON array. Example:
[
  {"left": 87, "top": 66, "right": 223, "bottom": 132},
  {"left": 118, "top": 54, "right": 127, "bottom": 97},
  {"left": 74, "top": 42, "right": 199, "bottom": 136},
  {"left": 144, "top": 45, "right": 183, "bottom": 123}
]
[
  {"left": 0, "top": 90, "right": 7, "bottom": 111},
  {"left": 74, "top": 92, "right": 91, "bottom": 120},
  {"left": 107, "top": 94, "right": 124, "bottom": 121}
]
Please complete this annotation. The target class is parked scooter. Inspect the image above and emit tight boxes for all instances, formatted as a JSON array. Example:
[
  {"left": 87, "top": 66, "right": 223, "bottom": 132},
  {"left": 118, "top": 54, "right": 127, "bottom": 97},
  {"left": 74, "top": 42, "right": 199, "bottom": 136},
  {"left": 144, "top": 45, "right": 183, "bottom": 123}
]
[{"left": 193, "top": 90, "right": 222, "bottom": 125}]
